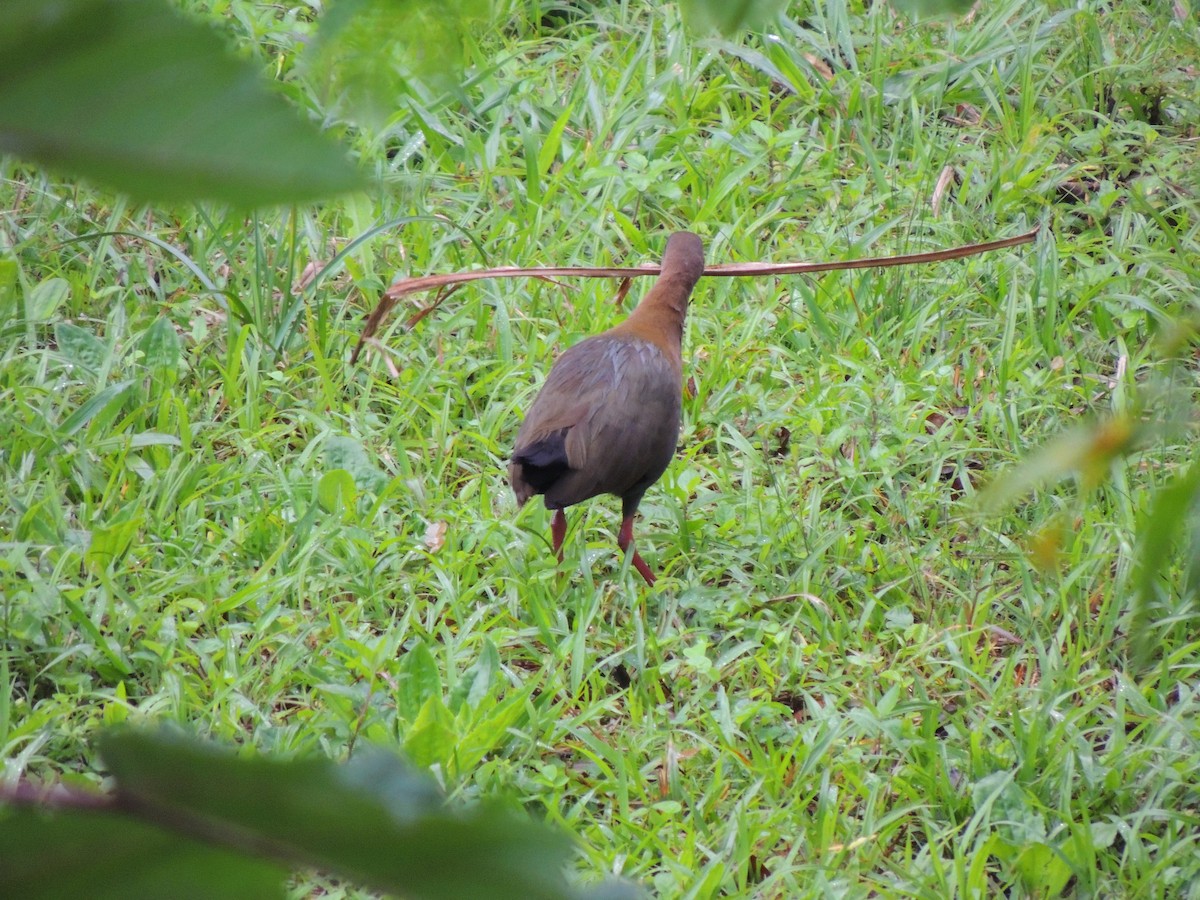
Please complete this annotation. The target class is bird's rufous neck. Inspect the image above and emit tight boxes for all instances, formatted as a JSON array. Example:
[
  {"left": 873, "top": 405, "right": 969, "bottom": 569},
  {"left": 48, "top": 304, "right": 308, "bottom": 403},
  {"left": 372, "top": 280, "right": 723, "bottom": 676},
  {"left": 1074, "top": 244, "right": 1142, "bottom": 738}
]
[
  {"left": 635, "top": 275, "right": 692, "bottom": 321},
  {"left": 610, "top": 231, "right": 703, "bottom": 362},
  {"left": 614, "top": 283, "right": 688, "bottom": 363}
]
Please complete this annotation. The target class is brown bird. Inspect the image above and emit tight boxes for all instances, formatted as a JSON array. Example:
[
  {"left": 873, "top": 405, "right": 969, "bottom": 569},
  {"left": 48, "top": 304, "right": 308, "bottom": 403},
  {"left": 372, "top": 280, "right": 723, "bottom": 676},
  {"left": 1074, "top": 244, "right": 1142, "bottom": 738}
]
[{"left": 510, "top": 232, "right": 705, "bottom": 585}]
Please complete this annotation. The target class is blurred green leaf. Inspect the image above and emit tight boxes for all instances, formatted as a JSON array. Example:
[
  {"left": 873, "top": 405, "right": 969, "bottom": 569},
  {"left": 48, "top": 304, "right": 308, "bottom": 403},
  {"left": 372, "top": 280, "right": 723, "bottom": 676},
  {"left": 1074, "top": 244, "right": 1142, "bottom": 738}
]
[
  {"left": 400, "top": 639, "right": 445, "bottom": 722},
  {"left": 1014, "top": 841, "right": 1073, "bottom": 895},
  {"left": 138, "top": 318, "right": 183, "bottom": 380},
  {"left": 97, "top": 729, "right": 578, "bottom": 899},
  {"left": 0, "top": 257, "right": 17, "bottom": 303},
  {"left": 317, "top": 469, "right": 357, "bottom": 519},
  {"left": 0, "top": 0, "right": 363, "bottom": 205},
  {"left": 449, "top": 637, "right": 502, "bottom": 712},
  {"left": 0, "top": 808, "right": 287, "bottom": 900},
  {"left": 979, "top": 416, "right": 1146, "bottom": 514},
  {"left": 891, "top": 0, "right": 975, "bottom": 18},
  {"left": 404, "top": 693, "right": 458, "bottom": 770},
  {"left": 310, "top": 0, "right": 494, "bottom": 119},
  {"left": 26, "top": 277, "right": 70, "bottom": 322},
  {"left": 323, "top": 434, "right": 387, "bottom": 493},
  {"left": 1128, "top": 458, "right": 1200, "bottom": 670},
  {"left": 54, "top": 322, "right": 108, "bottom": 374},
  {"left": 454, "top": 684, "right": 535, "bottom": 776},
  {"left": 679, "top": 0, "right": 787, "bottom": 34},
  {"left": 54, "top": 380, "right": 134, "bottom": 438},
  {"left": 84, "top": 508, "right": 143, "bottom": 573}
]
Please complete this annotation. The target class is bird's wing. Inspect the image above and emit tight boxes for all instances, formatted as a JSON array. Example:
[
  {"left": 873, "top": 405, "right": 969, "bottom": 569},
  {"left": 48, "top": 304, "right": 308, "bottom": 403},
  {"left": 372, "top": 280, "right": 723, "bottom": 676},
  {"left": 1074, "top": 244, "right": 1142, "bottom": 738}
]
[{"left": 514, "top": 335, "right": 679, "bottom": 507}]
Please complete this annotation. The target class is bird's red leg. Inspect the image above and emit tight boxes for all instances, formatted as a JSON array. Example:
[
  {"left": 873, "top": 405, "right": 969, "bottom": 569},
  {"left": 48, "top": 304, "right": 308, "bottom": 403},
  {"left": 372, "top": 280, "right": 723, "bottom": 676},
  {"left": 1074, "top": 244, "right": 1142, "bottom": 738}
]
[
  {"left": 617, "top": 513, "right": 656, "bottom": 586},
  {"left": 551, "top": 509, "right": 567, "bottom": 562}
]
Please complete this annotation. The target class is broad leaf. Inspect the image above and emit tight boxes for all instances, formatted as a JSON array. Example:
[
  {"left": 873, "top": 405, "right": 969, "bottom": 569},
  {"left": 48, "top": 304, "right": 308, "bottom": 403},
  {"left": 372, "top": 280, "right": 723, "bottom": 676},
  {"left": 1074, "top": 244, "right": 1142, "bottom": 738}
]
[
  {"left": 54, "top": 322, "right": 109, "bottom": 374},
  {"left": 680, "top": 0, "right": 787, "bottom": 34},
  {"left": 1128, "top": 458, "right": 1200, "bottom": 670},
  {"left": 27, "top": 277, "right": 71, "bottom": 322},
  {"left": 138, "top": 318, "right": 183, "bottom": 380},
  {"left": 98, "top": 729, "right": 578, "bottom": 900},
  {"left": 0, "top": 809, "right": 286, "bottom": 900},
  {"left": 0, "top": 0, "right": 363, "bottom": 205}
]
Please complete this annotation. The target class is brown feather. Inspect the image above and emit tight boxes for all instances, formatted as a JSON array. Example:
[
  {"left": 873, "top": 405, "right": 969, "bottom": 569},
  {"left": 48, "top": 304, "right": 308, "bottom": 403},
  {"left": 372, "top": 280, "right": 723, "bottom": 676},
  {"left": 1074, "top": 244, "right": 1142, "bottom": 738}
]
[{"left": 510, "top": 232, "right": 705, "bottom": 583}]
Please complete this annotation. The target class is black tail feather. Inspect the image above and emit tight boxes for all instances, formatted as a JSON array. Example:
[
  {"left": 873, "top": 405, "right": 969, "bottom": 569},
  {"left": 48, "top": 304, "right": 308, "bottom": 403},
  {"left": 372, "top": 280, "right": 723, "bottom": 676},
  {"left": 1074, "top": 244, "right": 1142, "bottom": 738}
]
[{"left": 512, "top": 429, "right": 571, "bottom": 493}]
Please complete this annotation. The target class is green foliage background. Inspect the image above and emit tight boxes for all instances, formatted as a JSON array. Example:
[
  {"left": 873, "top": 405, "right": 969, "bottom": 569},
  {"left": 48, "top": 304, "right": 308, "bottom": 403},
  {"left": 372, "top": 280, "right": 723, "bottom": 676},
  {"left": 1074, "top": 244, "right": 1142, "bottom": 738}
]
[{"left": 2, "top": 0, "right": 1199, "bottom": 895}]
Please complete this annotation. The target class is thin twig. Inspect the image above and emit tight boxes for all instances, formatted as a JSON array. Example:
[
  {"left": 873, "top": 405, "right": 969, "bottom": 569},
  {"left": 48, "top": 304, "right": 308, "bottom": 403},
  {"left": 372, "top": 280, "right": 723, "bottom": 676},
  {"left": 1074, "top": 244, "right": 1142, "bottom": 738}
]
[{"left": 351, "top": 227, "right": 1040, "bottom": 362}]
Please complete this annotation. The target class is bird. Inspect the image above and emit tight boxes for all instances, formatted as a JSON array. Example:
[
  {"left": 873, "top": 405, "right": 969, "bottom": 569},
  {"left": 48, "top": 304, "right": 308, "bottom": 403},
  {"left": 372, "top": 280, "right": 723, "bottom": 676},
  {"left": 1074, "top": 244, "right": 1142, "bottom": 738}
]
[{"left": 509, "top": 231, "right": 705, "bottom": 585}]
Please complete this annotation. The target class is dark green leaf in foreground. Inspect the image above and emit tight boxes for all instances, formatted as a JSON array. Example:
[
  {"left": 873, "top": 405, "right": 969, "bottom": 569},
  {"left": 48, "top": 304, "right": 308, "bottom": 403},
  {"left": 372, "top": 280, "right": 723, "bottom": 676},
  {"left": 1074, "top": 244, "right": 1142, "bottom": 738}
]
[
  {"left": 978, "top": 416, "right": 1147, "bottom": 515},
  {"left": 307, "top": 0, "right": 494, "bottom": 121},
  {"left": 679, "top": 0, "right": 787, "bottom": 34},
  {"left": 0, "top": 808, "right": 286, "bottom": 900},
  {"left": 97, "top": 729, "right": 579, "bottom": 900},
  {"left": 890, "top": 0, "right": 975, "bottom": 18},
  {"left": 0, "top": 0, "right": 363, "bottom": 205},
  {"left": 1128, "top": 458, "right": 1200, "bottom": 671}
]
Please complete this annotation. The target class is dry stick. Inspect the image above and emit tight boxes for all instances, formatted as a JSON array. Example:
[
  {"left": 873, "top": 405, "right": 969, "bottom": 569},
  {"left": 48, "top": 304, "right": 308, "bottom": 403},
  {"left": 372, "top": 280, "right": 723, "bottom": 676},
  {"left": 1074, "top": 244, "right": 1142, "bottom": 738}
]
[
  {"left": 352, "top": 226, "right": 1040, "bottom": 363},
  {"left": 404, "top": 284, "right": 461, "bottom": 330}
]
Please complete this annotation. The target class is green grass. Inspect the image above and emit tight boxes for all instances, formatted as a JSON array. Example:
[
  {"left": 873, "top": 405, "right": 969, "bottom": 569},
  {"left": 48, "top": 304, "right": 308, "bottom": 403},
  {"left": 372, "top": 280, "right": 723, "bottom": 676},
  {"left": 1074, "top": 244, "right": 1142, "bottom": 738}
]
[{"left": 3, "top": 0, "right": 1200, "bottom": 895}]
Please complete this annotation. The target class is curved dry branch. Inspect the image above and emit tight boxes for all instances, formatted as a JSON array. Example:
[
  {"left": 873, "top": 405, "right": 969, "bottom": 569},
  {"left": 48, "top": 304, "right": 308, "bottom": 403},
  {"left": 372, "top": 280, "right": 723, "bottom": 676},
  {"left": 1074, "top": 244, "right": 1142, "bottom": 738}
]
[{"left": 352, "top": 227, "right": 1040, "bottom": 363}]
